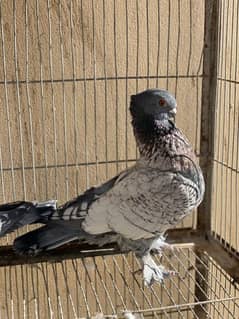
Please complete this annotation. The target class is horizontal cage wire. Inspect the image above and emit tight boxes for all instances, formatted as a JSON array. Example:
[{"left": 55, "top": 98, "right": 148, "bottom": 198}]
[
  {"left": 211, "top": 0, "right": 239, "bottom": 255},
  {"left": 0, "top": 248, "right": 238, "bottom": 319},
  {"left": 0, "top": 0, "right": 238, "bottom": 319}
]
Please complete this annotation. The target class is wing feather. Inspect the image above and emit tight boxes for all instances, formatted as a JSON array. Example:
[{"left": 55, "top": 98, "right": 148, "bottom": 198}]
[{"left": 83, "top": 167, "right": 200, "bottom": 240}]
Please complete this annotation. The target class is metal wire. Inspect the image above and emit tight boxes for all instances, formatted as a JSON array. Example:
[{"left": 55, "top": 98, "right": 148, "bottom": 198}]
[
  {"left": 0, "top": 1, "right": 238, "bottom": 319},
  {"left": 211, "top": 0, "right": 239, "bottom": 254},
  {"left": 0, "top": 248, "right": 237, "bottom": 318}
]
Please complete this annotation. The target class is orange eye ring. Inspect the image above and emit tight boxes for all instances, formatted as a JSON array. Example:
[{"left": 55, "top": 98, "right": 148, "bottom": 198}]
[{"left": 159, "top": 99, "right": 166, "bottom": 106}]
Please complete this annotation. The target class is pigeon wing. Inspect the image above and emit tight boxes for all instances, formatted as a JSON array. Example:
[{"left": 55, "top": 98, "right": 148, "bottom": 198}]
[{"left": 83, "top": 167, "right": 201, "bottom": 240}]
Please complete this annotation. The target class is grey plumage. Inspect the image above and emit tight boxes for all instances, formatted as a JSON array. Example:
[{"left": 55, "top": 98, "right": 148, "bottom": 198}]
[
  {"left": 0, "top": 200, "right": 56, "bottom": 237},
  {"left": 0, "top": 89, "right": 204, "bottom": 285}
]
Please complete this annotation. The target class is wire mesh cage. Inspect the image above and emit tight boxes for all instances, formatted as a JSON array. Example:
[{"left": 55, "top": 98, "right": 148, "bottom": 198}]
[{"left": 0, "top": 0, "right": 238, "bottom": 318}]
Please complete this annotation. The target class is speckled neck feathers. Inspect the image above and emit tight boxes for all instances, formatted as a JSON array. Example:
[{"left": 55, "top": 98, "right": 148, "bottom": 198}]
[
  {"left": 132, "top": 116, "right": 177, "bottom": 160},
  {"left": 132, "top": 116, "right": 175, "bottom": 151},
  {"left": 132, "top": 116, "right": 203, "bottom": 193}
]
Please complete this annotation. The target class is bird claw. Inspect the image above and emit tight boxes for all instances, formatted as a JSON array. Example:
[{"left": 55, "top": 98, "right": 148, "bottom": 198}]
[
  {"left": 143, "top": 263, "right": 177, "bottom": 286},
  {"left": 141, "top": 253, "right": 177, "bottom": 286}
]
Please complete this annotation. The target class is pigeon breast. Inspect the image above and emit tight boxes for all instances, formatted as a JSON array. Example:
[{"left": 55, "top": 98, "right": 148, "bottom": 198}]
[{"left": 83, "top": 118, "right": 204, "bottom": 241}]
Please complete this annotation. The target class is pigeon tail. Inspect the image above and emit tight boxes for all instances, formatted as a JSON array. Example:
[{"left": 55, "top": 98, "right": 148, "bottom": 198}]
[
  {"left": 13, "top": 220, "right": 118, "bottom": 256},
  {"left": 13, "top": 221, "right": 81, "bottom": 255},
  {"left": 0, "top": 200, "right": 57, "bottom": 237}
]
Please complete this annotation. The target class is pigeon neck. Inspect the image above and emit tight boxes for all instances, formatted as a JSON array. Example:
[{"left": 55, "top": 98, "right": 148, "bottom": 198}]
[{"left": 132, "top": 116, "right": 175, "bottom": 154}]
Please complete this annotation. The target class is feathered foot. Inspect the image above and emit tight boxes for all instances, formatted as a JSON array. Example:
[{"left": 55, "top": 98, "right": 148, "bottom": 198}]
[
  {"left": 140, "top": 253, "right": 176, "bottom": 286},
  {"left": 135, "top": 236, "right": 177, "bottom": 286},
  {"left": 150, "top": 235, "right": 174, "bottom": 255}
]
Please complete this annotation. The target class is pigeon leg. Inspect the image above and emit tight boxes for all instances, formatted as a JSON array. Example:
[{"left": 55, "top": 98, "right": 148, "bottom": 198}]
[
  {"left": 139, "top": 252, "right": 176, "bottom": 286},
  {"left": 134, "top": 236, "right": 177, "bottom": 286},
  {"left": 118, "top": 236, "right": 176, "bottom": 285},
  {"left": 150, "top": 236, "right": 174, "bottom": 255}
]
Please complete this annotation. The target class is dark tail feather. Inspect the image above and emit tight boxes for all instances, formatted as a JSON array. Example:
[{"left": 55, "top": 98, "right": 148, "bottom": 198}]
[
  {"left": 13, "top": 222, "right": 81, "bottom": 255},
  {"left": 0, "top": 200, "right": 57, "bottom": 237}
]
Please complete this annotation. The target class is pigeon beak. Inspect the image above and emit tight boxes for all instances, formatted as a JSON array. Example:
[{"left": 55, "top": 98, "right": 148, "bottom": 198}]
[
  {"left": 169, "top": 108, "right": 176, "bottom": 122},
  {"left": 170, "top": 108, "right": 177, "bottom": 115}
]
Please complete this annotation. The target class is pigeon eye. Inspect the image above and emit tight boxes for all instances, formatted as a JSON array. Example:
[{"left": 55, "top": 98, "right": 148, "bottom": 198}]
[{"left": 159, "top": 99, "right": 166, "bottom": 106}]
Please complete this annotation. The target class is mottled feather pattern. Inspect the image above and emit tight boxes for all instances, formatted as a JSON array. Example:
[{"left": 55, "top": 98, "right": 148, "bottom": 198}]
[
  {"left": 135, "top": 118, "right": 203, "bottom": 191},
  {"left": 50, "top": 174, "right": 120, "bottom": 221},
  {"left": 84, "top": 168, "right": 201, "bottom": 241},
  {"left": 0, "top": 89, "right": 205, "bottom": 285}
]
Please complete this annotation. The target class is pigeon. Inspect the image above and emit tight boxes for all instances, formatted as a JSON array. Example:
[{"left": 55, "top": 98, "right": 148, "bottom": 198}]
[{"left": 0, "top": 89, "right": 204, "bottom": 285}]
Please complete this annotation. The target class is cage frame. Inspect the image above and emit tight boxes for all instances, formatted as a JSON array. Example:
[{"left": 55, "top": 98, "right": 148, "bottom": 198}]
[{"left": 0, "top": 0, "right": 238, "bottom": 318}]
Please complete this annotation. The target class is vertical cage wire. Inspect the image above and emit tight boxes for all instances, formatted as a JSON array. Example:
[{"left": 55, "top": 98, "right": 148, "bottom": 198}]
[
  {"left": 211, "top": 0, "right": 239, "bottom": 254},
  {"left": 0, "top": 248, "right": 238, "bottom": 318},
  {"left": 0, "top": 1, "right": 238, "bottom": 319},
  {"left": 0, "top": 0, "right": 204, "bottom": 243}
]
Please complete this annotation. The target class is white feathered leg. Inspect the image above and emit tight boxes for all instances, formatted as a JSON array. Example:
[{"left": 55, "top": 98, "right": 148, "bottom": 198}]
[
  {"left": 138, "top": 236, "right": 176, "bottom": 286},
  {"left": 150, "top": 236, "right": 172, "bottom": 253},
  {"left": 140, "top": 253, "right": 172, "bottom": 285}
]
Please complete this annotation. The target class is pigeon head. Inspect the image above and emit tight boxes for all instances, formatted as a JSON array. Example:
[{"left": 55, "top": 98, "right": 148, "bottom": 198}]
[{"left": 130, "top": 89, "right": 177, "bottom": 121}]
